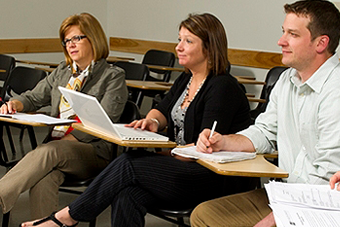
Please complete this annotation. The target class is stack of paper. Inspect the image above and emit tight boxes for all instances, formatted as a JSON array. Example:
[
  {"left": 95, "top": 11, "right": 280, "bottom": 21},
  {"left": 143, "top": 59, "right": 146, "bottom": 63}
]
[
  {"left": 0, "top": 113, "right": 76, "bottom": 125},
  {"left": 265, "top": 181, "right": 340, "bottom": 227},
  {"left": 171, "top": 146, "right": 256, "bottom": 163}
]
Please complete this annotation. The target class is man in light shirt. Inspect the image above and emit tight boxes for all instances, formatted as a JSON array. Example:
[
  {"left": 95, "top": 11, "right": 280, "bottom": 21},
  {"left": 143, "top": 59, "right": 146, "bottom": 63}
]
[{"left": 190, "top": 0, "right": 340, "bottom": 226}]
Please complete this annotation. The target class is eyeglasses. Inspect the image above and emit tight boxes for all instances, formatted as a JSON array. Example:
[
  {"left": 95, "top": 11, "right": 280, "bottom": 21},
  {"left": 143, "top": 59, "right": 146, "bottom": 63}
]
[{"left": 62, "top": 35, "right": 87, "bottom": 47}]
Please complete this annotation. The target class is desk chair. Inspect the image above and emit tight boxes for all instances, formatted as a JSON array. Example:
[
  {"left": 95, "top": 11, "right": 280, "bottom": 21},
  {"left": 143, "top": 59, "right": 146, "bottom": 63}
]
[
  {"left": 142, "top": 49, "right": 176, "bottom": 83},
  {"left": 0, "top": 66, "right": 47, "bottom": 227},
  {"left": 148, "top": 207, "right": 192, "bottom": 227},
  {"left": 59, "top": 100, "right": 141, "bottom": 227},
  {"left": 0, "top": 54, "right": 16, "bottom": 100},
  {"left": 250, "top": 66, "right": 288, "bottom": 124},
  {"left": 114, "top": 61, "right": 150, "bottom": 107},
  {"left": 142, "top": 50, "right": 176, "bottom": 108},
  {"left": 1, "top": 66, "right": 47, "bottom": 156}
]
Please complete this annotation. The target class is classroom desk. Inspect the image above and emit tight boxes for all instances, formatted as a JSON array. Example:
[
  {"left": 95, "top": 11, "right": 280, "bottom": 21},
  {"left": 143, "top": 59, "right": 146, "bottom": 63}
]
[
  {"left": 125, "top": 80, "right": 266, "bottom": 104},
  {"left": 16, "top": 59, "right": 59, "bottom": 68},
  {"left": 235, "top": 77, "right": 265, "bottom": 85},
  {"left": 0, "top": 115, "right": 74, "bottom": 151},
  {"left": 106, "top": 56, "right": 135, "bottom": 64},
  {"left": 71, "top": 121, "right": 287, "bottom": 178},
  {"left": 72, "top": 123, "right": 177, "bottom": 148},
  {"left": 146, "top": 64, "right": 185, "bottom": 72},
  {"left": 126, "top": 80, "right": 172, "bottom": 91},
  {"left": 197, "top": 154, "right": 288, "bottom": 178}
]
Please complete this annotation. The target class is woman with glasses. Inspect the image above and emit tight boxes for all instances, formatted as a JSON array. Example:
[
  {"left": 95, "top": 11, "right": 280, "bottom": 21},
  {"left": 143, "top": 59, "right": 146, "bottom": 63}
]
[{"left": 0, "top": 13, "right": 128, "bottom": 220}]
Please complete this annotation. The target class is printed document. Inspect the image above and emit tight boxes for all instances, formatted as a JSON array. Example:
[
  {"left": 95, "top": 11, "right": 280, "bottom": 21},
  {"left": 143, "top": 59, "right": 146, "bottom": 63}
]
[{"left": 265, "top": 181, "right": 340, "bottom": 227}]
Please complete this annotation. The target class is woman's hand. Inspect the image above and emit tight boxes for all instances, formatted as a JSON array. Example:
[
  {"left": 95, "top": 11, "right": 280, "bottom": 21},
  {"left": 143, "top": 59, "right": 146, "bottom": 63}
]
[
  {"left": 125, "top": 118, "right": 159, "bottom": 132},
  {"left": 0, "top": 101, "right": 18, "bottom": 114}
]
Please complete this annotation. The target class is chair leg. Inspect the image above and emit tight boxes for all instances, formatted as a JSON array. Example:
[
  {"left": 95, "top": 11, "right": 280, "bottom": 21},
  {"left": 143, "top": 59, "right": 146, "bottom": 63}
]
[
  {"left": 2, "top": 212, "right": 10, "bottom": 227},
  {"left": 4, "top": 125, "right": 16, "bottom": 157},
  {"left": 27, "top": 126, "right": 37, "bottom": 149},
  {"left": 89, "top": 219, "right": 96, "bottom": 227}
]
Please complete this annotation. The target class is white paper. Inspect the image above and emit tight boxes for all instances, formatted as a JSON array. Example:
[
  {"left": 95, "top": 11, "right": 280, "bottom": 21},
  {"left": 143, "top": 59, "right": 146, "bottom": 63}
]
[
  {"left": 265, "top": 181, "right": 340, "bottom": 227},
  {"left": 0, "top": 113, "right": 76, "bottom": 125},
  {"left": 171, "top": 146, "right": 256, "bottom": 163}
]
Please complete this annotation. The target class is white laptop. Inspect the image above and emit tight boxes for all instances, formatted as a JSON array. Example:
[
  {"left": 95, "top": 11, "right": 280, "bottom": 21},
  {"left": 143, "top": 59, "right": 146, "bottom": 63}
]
[{"left": 58, "top": 86, "right": 169, "bottom": 141}]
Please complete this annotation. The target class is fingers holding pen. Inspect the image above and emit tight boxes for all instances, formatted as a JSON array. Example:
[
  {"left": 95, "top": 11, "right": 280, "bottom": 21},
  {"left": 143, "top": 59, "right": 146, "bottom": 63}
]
[
  {"left": 196, "top": 129, "right": 214, "bottom": 153},
  {"left": 0, "top": 101, "right": 16, "bottom": 114}
]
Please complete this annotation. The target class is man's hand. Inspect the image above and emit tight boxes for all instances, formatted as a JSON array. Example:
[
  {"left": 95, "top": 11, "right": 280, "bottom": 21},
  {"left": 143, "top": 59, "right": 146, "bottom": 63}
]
[{"left": 254, "top": 212, "right": 275, "bottom": 227}]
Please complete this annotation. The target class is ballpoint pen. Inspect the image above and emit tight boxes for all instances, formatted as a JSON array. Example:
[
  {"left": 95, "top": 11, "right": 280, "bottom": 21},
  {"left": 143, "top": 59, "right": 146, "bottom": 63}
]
[{"left": 209, "top": 120, "right": 217, "bottom": 139}]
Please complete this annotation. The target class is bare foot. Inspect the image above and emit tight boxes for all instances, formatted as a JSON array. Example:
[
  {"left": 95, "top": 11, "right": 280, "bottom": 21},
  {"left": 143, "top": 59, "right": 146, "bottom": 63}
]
[{"left": 20, "top": 207, "right": 78, "bottom": 227}]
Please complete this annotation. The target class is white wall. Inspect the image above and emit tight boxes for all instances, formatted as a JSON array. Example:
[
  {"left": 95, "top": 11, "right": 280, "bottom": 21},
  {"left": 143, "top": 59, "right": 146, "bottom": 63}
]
[
  {"left": 1, "top": 0, "right": 340, "bottom": 109},
  {"left": 0, "top": 0, "right": 108, "bottom": 62}
]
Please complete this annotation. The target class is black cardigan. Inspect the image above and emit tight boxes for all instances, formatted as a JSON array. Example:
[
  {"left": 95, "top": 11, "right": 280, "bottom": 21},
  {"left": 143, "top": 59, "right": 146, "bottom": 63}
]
[{"left": 156, "top": 72, "right": 251, "bottom": 144}]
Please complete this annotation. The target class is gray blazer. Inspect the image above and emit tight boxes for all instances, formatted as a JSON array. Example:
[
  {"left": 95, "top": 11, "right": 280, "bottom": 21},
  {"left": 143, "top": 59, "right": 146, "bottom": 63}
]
[{"left": 13, "top": 58, "right": 128, "bottom": 161}]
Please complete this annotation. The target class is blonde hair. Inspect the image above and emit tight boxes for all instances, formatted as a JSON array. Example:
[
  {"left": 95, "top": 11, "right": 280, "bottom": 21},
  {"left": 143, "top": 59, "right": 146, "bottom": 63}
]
[{"left": 59, "top": 13, "right": 109, "bottom": 66}]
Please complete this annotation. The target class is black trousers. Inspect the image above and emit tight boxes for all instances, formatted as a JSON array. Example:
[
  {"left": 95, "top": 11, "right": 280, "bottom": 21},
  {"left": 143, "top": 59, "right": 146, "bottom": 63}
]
[{"left": 68, "top": 150, "right": 256, "bottom": 226}]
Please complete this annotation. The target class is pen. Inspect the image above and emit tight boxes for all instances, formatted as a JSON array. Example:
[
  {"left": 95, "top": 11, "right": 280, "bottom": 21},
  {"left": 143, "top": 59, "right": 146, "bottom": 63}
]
[{"left": 209, "top": 120, "right": 217, "bottom": 139}]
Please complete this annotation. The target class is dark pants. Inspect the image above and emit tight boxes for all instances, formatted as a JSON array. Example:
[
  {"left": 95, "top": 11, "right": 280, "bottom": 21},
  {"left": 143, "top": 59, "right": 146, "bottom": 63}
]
[{"left": 69, "top": 150, "right": 256, "bottom": 227}]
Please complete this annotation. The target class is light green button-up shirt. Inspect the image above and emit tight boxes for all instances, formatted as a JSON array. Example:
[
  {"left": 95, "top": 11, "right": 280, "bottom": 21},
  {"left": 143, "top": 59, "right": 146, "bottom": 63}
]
[{"left": 240, "top": 54, "right": 340, "bottom": 185}]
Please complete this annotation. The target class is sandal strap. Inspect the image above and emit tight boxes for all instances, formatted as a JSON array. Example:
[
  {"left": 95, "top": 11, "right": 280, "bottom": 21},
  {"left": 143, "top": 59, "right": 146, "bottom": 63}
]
[{"left": 33, "top": 212, "right": 78, "bottom": 227}]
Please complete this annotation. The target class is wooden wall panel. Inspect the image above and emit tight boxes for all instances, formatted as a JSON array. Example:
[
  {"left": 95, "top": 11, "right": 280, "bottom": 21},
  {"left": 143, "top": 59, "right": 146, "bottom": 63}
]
[
  {"left": 110, "top": 37, "right": 284, "bottom": 69},
  {"left": 0, "top": 38, "right": 62, "bottom": 54},
  {"left": 0, "top": 37, "right": 284, "bottom": 69}
]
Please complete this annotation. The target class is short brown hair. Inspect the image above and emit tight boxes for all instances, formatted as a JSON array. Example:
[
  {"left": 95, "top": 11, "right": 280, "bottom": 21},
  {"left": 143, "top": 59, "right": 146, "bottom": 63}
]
[
  {"left": 179, "top": 13, "right": 229, "bottom": 75},
  {"left": 59, "top": 13, "right": 109, "bottom": 66},
  {"left": 284, "top": 0, "right": 340, "bottom": 54}
]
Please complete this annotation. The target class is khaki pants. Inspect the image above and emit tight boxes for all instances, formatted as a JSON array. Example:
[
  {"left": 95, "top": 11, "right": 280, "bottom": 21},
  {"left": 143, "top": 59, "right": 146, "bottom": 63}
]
[
  {"left": 190, "top": 188, "right": 272, "bottom": 227},
  {"left": 0, "top": 140, "right": 108, "bottom": 219}
]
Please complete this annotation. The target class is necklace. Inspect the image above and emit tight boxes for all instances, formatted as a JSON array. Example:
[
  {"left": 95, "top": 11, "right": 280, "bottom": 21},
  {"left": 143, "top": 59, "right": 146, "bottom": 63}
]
[
  {"left": 173, "top": 76, "right": 207, "bottom": 144},
  {"left": 182, "top": 76, "right": 206, "bottom": 107}
]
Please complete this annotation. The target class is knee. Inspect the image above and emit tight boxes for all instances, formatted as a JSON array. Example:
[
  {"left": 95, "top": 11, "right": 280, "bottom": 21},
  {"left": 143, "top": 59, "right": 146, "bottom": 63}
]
[
  {"left": 190, "top": 202, "right": 211, "bottom": 227},
  {"left": 31, "top": 140, "right": 73, "bottom": 159},
  {"left": 30, "top": 170, "right": 65, "bottom": 192}
]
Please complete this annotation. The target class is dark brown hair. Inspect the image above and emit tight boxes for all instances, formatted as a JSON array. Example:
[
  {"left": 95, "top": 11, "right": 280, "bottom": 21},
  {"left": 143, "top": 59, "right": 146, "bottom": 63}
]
[
  {"left": 179, "top": 13, "right": 229, "bottom": 75},
  {"left": 284, "top": 0, "right": 340, "bottom": 54}
]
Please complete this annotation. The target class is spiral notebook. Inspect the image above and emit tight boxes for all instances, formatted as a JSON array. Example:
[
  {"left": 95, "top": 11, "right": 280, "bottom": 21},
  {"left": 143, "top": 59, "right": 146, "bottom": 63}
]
[{"left": 58, "top": 86, "right": 169, "bottom": 141}]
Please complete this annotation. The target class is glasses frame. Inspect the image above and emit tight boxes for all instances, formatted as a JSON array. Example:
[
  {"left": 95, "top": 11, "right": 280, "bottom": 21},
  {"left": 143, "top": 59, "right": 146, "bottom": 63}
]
[{"left": 62, "top": 35, "right": 87, "bottom": 47}]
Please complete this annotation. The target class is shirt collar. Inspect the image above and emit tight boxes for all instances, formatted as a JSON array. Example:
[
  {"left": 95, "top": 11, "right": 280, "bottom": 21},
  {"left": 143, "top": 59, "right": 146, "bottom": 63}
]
[{"left": 290, "top": 53, "right": 340, "bottom": 93}]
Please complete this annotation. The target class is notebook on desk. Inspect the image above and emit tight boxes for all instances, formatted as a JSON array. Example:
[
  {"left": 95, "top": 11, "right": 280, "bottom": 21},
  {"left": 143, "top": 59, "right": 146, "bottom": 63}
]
[{"left": 58, "top": 86, "right": 169, "bottom": 141}]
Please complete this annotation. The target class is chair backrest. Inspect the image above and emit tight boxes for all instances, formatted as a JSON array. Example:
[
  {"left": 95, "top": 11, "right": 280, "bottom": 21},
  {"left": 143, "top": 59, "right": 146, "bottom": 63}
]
[
  {"left": 0, "top": 54, "right": 16, "bottom": 99},
  {"left": 250, "top": 66, "right": 288, "bottom": 122},
  {"left": 119, "top": 100, "right": 141, "bottom": 123},
  {"left": 142, "top": 49, "right": 175, "bottom": 82},
  {"left": 114, "top": 61, "right": 149, "bottom": 81},
  {"left": 4, "top": 66, "right": 47, "bottom": 101}
]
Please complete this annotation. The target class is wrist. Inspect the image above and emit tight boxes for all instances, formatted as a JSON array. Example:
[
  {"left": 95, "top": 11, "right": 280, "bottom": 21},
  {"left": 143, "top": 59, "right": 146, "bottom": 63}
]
[{"left": 150, "top": 118, "right": 160, "bottom": 129}]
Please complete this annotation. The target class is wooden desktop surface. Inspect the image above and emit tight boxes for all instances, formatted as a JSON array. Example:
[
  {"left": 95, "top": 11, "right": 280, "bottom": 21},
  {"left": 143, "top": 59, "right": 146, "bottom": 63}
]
[
  {"left": 72, "top": 123, "right": 287, "bottom": 178},
  {"left": 125, "top": 80, "right": 172, "bottom": 91},
  {"left": 16, "top": 59, "right": 59, "bottom": 68},
  {"left": 106, "top": 56, "right": 135, "bottom": 63},
  {"left": 146, "top": 64, "right": 185, "bottom": 72},
  {"left": 125, "top": 80, "right": 266, "bottom": 103},
  {"left": 197, "top": 154, "right": 288, "bottom": 178},
  {"left": 72, "top": 123, "right": 177, "bottom": 148}
]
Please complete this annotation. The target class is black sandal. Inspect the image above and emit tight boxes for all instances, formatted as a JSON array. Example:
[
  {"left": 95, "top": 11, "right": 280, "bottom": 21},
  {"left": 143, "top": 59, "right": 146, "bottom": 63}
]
[{"left": 21, "top": 211, "right": 78, "bottom": 227}]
